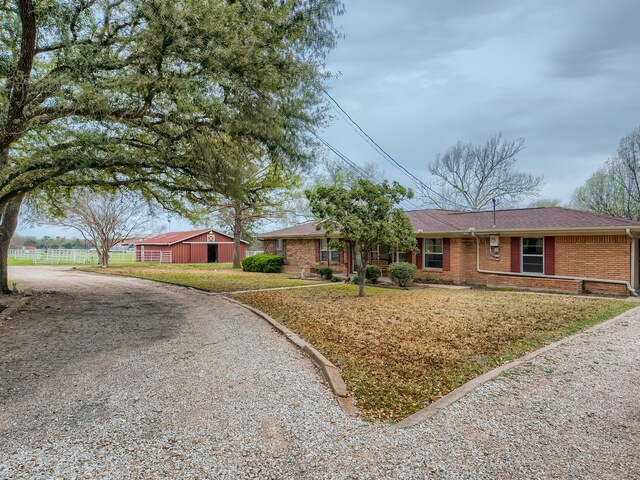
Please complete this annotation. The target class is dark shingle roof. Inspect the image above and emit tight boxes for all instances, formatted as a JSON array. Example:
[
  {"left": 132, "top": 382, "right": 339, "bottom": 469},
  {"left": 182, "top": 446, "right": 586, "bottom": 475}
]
[{"left": 259, "top": 207, "right": 640, "bottom": 238}]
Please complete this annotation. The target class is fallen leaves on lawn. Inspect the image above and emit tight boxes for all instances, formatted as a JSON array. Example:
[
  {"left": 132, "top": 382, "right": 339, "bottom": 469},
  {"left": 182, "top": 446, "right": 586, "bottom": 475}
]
[{"left": 236, "top": 285, "right": 633, "bottom": 422}]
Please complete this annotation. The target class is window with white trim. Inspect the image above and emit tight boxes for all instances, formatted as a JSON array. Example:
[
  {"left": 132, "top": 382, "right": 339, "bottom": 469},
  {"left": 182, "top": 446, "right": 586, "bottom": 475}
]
[
  {"left": 320, "top": 239, "right": 340, "bottom": 263},
  {"left": 424, "top": 238, "right": 443, "bottom": 269},
  {"left": 522, "top": 237, "right": 544, "bottom": 274},
  {"left": 274, "top": 239, "right": 284, "bottom": 256}
]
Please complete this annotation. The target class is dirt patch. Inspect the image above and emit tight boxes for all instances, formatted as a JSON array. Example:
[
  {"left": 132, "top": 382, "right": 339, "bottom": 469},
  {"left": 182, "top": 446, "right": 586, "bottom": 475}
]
[
  {"left": 235, "top": 284, "right": 634, "bottom": 422},
  {"left": 0, "top": 288, "right": 183, "bottom": 403},
  {"left": 0, "top": 294, "right": 28, "bottom": 327}
]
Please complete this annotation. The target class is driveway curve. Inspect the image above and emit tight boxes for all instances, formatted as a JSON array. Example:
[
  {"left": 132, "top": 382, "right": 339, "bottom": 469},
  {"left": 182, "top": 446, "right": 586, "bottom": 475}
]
[{"left": 1, "top": 266, "right": 638, "bottom": 479}]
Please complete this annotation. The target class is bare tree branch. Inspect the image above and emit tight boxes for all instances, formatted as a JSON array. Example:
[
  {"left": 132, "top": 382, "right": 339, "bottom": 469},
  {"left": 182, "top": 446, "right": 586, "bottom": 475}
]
[
  {"left": 28, "top": 189, "right": 159, "bottom": 267},
  {"left": 572, "top": 126, "right": 640, "bottom": 220},
  {"left": 424, "top": 133, "right": 544, "bottom": 211}
]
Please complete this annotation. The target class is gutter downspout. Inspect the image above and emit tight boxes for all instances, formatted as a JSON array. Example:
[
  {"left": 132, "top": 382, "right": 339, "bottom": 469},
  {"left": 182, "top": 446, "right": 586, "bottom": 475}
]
[
  {"left": 470, "top": 230, "right": 637, "bottom": 296},
  {"left": 626, "top": 228, "right": 638, "bottom": 293}
]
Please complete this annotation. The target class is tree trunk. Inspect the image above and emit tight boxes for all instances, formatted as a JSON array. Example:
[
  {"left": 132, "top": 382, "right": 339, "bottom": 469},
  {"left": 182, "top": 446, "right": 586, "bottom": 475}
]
[
  {"left": 232, "top": 208, "right": 242, "bottom": 269},
  {"left": 0, "top": 195, "right": 24, "bottom": 293},
  {"left": 354, "top": 242, "right": 367, "bottom": 297},
  {"left": 100, "top": 249, "right": 110, "bottom": 268}
]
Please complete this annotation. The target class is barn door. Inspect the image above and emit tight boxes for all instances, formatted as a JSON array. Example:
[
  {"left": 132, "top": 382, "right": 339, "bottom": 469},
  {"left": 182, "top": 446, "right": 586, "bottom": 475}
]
[{"left": 207, "top": 244, "right": 218, "bottom": 263}]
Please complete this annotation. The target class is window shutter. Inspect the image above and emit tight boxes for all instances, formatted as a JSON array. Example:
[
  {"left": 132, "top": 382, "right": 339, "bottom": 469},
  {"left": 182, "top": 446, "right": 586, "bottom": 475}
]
[
  {"left": 511, "top": 237, "right": 521, "bottom": 273},
  {"left": 315, "top": 239, "right": 321, "bottom": 262},
  {"left": 282, "top": 240, "right": 287, "bottom": 259},
  {"left": 416, "top": 239, "right": 423, "bottom": 270},
  {"left": 544, "top": 236, "right": 555, "bottom": 275},
  {"left": 273, "top": 240, "right": 278, "bottom": 253},
  {"left": 442, "top": 238, "right": 451, "bottom": 271}
]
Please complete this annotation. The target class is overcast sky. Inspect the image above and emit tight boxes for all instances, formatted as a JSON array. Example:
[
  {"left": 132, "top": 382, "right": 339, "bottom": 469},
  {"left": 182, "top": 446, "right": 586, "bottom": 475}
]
[
  {"left": 323, "top": 0, "right": 640, "bottom": 202},
  {"left": 18, "top": 0, "right": 640, "bottom": 238}
]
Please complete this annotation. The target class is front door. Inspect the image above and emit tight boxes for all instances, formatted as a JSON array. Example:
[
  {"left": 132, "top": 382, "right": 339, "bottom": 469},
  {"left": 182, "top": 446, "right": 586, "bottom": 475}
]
[{"left": 207, "top": 244, "right": 218, "bottom": 263}]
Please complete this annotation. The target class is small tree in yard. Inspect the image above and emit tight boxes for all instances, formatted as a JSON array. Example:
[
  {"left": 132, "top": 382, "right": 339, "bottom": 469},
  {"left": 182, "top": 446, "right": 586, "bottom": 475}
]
[
  {"left": 305, "top": 179, "right": 417, "bottom": 297},
  {"left": 28, "top": 190, "right": 157, "bottom": 268}
]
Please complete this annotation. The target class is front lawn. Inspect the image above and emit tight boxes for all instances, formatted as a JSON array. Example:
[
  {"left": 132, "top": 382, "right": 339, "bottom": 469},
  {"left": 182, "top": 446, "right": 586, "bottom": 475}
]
[
  {"left": 234, "top": 285, "right": 634, "bottom": 422},
  {"left": 85, "top": 264, "right": 315, "bottom": 292}
]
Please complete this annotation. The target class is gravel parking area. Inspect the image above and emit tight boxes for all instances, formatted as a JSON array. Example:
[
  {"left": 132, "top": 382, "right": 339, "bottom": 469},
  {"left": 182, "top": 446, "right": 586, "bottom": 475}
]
[{"left": 1, "top": 267, "right": 638, "bottom": 479}]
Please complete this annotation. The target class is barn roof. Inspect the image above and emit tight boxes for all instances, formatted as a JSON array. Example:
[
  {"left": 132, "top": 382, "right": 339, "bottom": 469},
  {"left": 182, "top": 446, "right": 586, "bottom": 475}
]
[
  {"left": 259, "top": 207, "right": 640, "bottom": 238},
  {"left": 137, "top": 229, "right": 248, "bottom": 245}
]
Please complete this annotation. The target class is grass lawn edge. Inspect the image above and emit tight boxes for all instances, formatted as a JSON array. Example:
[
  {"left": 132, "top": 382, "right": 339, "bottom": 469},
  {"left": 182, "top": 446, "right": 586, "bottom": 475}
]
[
  {"left": 79, "top": 265, "right": 323, "bottom": 293},
  {"left": 395, "top": 303, "right": 640, "bottom": 429},
  {"left": 234, "top": 285, "right": 636, "bottom": 422}
]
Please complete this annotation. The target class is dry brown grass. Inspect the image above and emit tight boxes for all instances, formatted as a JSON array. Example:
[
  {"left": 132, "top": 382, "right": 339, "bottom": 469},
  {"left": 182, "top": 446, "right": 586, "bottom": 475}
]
[{"left": 235, "top": 284, "right": 634, "bottom": 422}]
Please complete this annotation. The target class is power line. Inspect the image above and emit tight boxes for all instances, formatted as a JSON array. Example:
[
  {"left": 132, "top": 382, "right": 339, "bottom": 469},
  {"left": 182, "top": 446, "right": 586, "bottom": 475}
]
[
  {"left": 310, "top": 130, "right": 423, "bottom": 210},
  {"left": 322, "top": 89, "right": 468, "bottom": 211},
  {"left": 226, "top": 0, "right": 452, "bottom": 211}
]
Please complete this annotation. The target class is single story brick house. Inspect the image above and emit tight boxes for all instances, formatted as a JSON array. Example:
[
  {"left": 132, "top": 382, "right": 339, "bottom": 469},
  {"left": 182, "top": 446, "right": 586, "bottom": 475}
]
[{"left": 258, "top": 207, "right": 640, "bottom": 296}]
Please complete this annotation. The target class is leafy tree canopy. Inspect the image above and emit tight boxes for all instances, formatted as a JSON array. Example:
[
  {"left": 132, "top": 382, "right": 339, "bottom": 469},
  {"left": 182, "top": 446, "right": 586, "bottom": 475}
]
[
  {"left": 193, "top": 134, "right": 302, "bottom": 267},
  {"left": 0, "top": 0, "right": 343, "bottom": 291}
]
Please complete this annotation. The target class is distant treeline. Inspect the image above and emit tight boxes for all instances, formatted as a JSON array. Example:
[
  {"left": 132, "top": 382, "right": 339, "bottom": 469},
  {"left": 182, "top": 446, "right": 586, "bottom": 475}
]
[{"left": 10, "top": 235, "right": 88, "bottom": 250}]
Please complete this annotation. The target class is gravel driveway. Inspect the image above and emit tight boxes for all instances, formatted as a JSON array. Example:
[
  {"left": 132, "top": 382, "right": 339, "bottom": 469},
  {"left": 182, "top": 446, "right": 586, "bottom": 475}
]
[{"left": 1, "top": 267, "right": 638, "bottom": 479}]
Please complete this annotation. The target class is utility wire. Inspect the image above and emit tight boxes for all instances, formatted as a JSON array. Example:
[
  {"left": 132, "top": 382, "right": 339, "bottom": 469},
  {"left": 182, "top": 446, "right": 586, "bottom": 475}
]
[
  {"left": 310, "top": 130, "right": 423, "bottom": 211},
  {"left": 322, "top": 89, "right": 468, "bottom": 211},
  {"left": 211, "top": 0, "right": 432, "bottom": 212}
]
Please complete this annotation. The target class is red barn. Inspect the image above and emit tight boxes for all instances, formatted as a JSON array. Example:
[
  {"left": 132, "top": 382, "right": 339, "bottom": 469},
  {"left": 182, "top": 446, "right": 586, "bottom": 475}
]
[{"left": 135, "top": 229, "right": 247, "bottom": 264}]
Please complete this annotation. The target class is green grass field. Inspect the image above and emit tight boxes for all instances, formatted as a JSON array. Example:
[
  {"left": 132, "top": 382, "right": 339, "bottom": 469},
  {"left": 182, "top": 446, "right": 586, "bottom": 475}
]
[{"left": 86, "top": 264, "right": 314, "bottom": 292}]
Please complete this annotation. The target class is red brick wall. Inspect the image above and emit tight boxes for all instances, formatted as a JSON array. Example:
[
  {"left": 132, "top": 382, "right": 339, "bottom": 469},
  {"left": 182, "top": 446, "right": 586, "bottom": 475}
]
[
  {"left": 414, "top": 236, "right": 511, "bottom": 284},
  {"left": 263, "top": 240, "right": 275, "bottom": 254},
  {"left": 266, "top": 234, "right": 632, "bottom": 295},
  {"left": 268, "top": 239, "right": 349, "bottom": 275},
  {"left": 555, "top": 235, "right": 630, "bottom": 281},
  {"left": 582, "top": 281, "right": 629, "bottom": 296},
  {"left": 414, "top": 234, "right": 631, "bottom": 295},
  {"left": 486, "top": 274, "right": 583, "bottom": 293}
]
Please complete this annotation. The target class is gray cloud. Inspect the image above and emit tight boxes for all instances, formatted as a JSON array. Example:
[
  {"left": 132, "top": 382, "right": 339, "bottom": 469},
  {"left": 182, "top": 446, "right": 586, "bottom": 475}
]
[{"left": 323, "top": 0, "right": 640, "bottom": 204}]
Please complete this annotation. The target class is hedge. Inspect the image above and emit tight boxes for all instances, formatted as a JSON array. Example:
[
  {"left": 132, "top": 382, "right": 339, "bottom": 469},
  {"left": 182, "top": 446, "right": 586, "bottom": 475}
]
[{"left": 241, "top": 254, "right": 285, "bottom": 273}]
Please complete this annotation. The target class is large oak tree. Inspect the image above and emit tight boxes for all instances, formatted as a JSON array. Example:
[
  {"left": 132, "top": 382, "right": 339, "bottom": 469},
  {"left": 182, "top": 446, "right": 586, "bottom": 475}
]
[{"left": 0, "top": 0, "right": 342, "bottom": 292}]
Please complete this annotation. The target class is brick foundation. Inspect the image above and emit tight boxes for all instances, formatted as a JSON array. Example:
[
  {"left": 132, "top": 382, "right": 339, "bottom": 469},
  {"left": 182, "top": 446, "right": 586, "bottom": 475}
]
[{"left": 486, "top": 275, "right": 583, "bottom": 293}]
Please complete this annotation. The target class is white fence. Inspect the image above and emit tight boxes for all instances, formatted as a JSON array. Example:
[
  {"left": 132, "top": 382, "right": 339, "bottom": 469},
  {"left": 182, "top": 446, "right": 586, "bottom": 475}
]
[
  {"left": 135, "top": 250, "right": 172, "bottom": 263},
  {"left": 10, "top": 249, "right": 136, "bottom": 265}
]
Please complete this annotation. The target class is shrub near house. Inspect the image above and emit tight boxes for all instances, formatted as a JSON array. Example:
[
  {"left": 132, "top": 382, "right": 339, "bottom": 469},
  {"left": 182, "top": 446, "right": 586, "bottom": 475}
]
[
  {"left": 389, "top": 262, "right": 417, "bottom": 287},
  {"left": 241, "top": 254, "right": 285, "bottom": 273}
]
